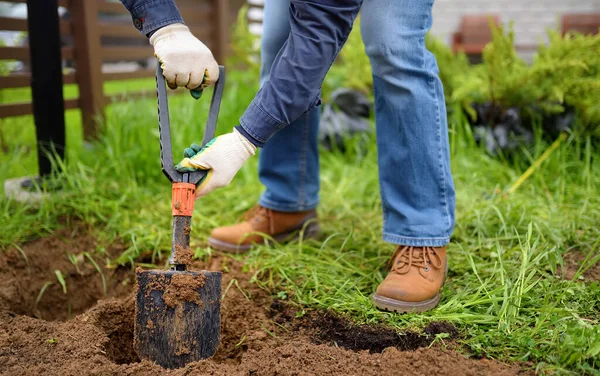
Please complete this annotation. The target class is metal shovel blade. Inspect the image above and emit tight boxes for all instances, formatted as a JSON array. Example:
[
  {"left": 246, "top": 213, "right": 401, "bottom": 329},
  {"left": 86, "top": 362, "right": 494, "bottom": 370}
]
[{"left": 134, "top": 269, "right": 222, "bottom": 368}]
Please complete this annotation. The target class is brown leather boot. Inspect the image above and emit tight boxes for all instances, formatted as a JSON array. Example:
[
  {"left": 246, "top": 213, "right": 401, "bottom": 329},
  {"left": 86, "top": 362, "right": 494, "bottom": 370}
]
[
  {"left": 372, "top": 246, "right": 448, "bottom": 313},
  {"left": 208, "top": 206, "right": 320, "bottom": 253}
]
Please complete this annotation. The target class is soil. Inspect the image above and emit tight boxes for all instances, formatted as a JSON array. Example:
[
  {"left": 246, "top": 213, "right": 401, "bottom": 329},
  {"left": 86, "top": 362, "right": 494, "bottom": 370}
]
[
  {"left": 173, "top": 244, "right": 194, "bottom": 266},
  {"left": 562, "top": 249, "right": 600, "bottom": 281},
  {"left": 0, "top": 228, "right": 531, "bottom": 376},
  {"left": 0, "top": 227, "right": 132, "bottom": 321}
]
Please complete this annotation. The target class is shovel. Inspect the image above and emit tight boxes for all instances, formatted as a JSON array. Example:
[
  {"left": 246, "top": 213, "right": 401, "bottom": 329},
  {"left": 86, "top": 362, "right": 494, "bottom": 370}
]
[{"left": 134, "top": 63, "right": 225, "bottom": 368}]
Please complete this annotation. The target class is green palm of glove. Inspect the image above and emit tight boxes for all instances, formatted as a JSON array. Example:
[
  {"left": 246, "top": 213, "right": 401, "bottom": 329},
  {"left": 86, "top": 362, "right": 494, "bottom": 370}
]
[
  {"left": 190, "top": 86, "right": 203, "bottom": 100},
  {"left": 189, "top": 71, "right": 211, "bottom": 99},
  {"left": 175, "top": 140, "right": 215, "bottom": 172}
]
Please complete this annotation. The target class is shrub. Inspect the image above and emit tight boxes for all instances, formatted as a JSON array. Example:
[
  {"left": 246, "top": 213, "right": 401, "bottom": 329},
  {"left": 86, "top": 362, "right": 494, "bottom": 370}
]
[{"left": 452, "top": 23, "right": 600, "bottom": 136}]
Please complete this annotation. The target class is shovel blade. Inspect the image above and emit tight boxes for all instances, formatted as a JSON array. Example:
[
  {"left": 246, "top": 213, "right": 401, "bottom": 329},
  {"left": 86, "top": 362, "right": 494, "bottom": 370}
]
[{"left": 134, "top": 269, "right": 222, "bottom": 368}]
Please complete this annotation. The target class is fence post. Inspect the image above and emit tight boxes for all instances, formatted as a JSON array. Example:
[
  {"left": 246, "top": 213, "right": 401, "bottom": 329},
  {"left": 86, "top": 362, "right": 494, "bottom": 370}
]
[
  {"left": 25, "top": 0, "right": 65, "bottom": 177},
  {"left": 215, "top": 0, "right": 230, "bottom": 64},
  {"left": 69, "top": 0, "right": 104, "bottom": 140}
]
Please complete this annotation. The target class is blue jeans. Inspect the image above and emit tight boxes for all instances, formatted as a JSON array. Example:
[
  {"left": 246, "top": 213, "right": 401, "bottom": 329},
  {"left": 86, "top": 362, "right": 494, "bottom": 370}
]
[{"left": 258, "top": 0, "right": 455, "bottom": 247}]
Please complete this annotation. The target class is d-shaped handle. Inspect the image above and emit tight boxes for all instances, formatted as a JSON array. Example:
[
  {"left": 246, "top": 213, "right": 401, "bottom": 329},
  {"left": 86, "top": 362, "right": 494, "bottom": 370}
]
[{"left": 156, "top": 63, "right": 225, "bottom": 184}]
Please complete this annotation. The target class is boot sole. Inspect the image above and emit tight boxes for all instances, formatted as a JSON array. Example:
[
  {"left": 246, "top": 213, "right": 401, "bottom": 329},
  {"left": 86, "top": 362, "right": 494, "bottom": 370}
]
[
  {"left": 208, "top": 222, "right": 321, "bottom": 254},
  {"left": 371, "top": 293, "right": 441, "bottom": 313}
]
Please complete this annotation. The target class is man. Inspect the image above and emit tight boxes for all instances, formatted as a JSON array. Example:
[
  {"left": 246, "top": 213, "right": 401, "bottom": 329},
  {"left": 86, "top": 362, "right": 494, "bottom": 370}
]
[{"left": 120, "top": 0, "right": 455, "bottom": 312}]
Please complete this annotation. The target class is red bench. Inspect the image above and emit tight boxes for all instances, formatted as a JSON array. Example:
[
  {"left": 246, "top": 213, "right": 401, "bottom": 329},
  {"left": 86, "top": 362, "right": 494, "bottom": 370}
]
[
  {"left": 452, "top": 15, "right": 501, "bottom": 62},
  {"left": 561, "top": 14, "right": 600, "bottom": 35}
]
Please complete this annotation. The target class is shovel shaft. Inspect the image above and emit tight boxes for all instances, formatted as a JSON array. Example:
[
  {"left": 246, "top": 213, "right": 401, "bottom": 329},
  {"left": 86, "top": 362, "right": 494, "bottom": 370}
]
[{"left": 169, "top": 182, "right": 196, "bottom": 268}]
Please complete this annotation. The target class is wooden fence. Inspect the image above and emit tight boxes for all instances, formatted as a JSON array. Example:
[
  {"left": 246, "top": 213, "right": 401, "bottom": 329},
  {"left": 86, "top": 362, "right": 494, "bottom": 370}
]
[{"left": 0, "top": 0, "right": 244, "bottom": 139}]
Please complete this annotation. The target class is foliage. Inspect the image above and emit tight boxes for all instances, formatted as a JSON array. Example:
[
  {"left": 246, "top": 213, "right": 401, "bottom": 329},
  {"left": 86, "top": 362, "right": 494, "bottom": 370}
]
[
  {"left": 227, "top": 5, "right": 260, "bottom": 78},
  {"left": 534, "top": 31, "right": 600, "bottom": 131},
  {"left": 451, "top": 24, "right": 600, "bottom": 134}
]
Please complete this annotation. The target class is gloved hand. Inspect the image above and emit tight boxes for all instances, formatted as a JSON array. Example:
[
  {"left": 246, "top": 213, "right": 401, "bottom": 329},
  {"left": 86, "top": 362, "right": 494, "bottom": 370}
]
[
  {"left": 175, "top": 129, "right": 257, "bottom": 198},
  {"left": 150, "top": 23, "right": 219, "bottom": 97}
]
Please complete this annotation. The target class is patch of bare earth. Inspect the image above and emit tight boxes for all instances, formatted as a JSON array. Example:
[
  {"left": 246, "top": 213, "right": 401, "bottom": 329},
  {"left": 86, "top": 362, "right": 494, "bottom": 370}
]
[
  {"left": 0, "top": 228, "right": 531, "bottom": 375},
  {"left": 562, "top": 250, "right": 600, "bottom": 282}
]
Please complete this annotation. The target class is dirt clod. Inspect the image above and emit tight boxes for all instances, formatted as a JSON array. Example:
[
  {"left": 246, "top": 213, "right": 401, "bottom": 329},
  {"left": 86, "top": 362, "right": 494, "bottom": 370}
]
[
  {"left": 173, "top": 244, "right": 194, "bottom": 265},
  {"left": 162, "top": 273, "right": 206, "bottom": 308}
]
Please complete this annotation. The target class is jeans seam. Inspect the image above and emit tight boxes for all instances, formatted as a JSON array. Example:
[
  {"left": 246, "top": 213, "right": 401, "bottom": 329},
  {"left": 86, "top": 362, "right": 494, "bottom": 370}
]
[
  {"left": 414, "top": 3, "right": 451, "bottom": 239},
  {"left": 297, "top": 115, "right": 309, "bottom": 207},
  {"left": 372, "top": 82, "right": 390, "bottom": 234},
  {"left": 383, "top": 232, "right": 450, "bottom": 240},
  {"left": 422, "top": 16, "right": 451, "bottom": 238},
  {"left": 383, "top": 233, "right": 449, "bottom": 247}
]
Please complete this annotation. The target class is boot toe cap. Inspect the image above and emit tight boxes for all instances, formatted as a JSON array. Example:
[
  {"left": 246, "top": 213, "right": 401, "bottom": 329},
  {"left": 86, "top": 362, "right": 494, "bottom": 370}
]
[
  {"left": 375, "top": 277, "right": 437, "bottom": 303},
  {"left": 210, "top": 223, "right": 259, "bottom": 246}
]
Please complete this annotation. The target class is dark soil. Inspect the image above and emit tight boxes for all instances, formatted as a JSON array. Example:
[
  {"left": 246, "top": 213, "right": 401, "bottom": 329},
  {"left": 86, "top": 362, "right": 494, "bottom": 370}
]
[
  {"left": 0, "top": 228, "right": 531, "bottom": 375},
  {"left": 0, "top": 227, "right": 132, "bottom": 321},
  {"left": 562, "top": 249, "right": 600, "bottom": 281}
]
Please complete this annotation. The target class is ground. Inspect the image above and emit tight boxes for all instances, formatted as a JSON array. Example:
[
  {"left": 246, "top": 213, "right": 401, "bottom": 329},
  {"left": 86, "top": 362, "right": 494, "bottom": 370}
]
[{"left": 0, "top": 227, "right": 532, "bottom": 376}]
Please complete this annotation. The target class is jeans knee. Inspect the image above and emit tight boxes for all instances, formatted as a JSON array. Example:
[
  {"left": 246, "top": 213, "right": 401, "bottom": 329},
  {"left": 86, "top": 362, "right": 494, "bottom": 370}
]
[
  {"left": 360, "top": 0, "right": 433, "bottom": 74},
  {"left": 363, "top": 39, "right": 427, "bottom": 79}
]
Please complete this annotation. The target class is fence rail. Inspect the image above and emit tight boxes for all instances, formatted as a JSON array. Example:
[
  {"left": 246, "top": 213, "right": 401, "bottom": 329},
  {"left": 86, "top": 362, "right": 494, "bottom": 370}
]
[{"left": 0, "top": 0, "right": 243, "bottom": 139}]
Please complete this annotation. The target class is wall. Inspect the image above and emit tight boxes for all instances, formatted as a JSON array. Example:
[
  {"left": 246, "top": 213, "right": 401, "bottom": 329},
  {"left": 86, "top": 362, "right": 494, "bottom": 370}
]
[{"left": 431, "top": 0, "right": 599, "bottom": 47}]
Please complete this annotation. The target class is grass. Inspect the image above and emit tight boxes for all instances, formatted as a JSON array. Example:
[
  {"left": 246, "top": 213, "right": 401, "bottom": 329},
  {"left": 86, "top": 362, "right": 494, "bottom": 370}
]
[
  {"left": 1, "top": 67, "right": 599, "bottom": 375},
  {"left": 0, "top": 77, "right": 156, "bottom": 104}
]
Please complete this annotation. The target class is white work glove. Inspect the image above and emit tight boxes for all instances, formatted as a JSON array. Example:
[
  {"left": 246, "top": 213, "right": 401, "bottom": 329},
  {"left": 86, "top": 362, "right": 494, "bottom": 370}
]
[
  {"left": 175, "top": 129, "right": 257, "bottom": 198},
  {"left": 150, "top": 23, "right": 219, "bottom": 91}
]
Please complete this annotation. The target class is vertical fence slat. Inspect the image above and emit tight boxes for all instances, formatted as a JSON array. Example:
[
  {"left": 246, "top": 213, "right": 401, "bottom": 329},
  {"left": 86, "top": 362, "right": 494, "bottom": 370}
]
[
  {"left": 215, "top": 0, "right": 230, "bottom": 64},
  {"left": 69, "top": 0, "right": 104, "bottom": 140}
]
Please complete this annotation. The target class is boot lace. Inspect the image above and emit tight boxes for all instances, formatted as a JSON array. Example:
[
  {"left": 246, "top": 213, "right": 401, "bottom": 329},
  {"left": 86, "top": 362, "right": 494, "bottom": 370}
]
[{"left": 388, "top": 246, "right": 443, "bottom": 274}]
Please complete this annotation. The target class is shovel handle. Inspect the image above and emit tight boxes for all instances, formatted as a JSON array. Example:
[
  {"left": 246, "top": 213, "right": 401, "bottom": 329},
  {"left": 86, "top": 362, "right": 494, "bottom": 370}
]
[{"left": 156, "top": 62, "right": 226, "bottom": 185}]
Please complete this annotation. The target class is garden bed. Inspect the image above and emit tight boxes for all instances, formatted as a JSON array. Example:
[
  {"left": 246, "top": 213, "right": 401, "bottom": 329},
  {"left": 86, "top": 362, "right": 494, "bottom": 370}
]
[{"left": 0, "top": 228, "right": 529, "bottom": 375}]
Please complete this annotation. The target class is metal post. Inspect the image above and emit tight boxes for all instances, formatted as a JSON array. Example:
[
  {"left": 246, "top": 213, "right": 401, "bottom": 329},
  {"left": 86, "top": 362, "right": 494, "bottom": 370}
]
[{"left": 26, "top": 0, "right": 66, "bottom": 178}]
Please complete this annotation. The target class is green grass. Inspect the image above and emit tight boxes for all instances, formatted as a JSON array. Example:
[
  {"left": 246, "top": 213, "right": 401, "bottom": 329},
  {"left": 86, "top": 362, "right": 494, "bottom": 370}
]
[
  {"left": 1, "top": 69, "right": 599, "bottom": 375},
  {"left": 0, "top": 77, "right": 156, "bottom": 104}
]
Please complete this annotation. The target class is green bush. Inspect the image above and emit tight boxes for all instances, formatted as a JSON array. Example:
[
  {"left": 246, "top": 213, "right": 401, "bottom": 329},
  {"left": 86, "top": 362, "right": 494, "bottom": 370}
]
[
  {"left": 535, "top": 31, "right": 600, "bottom": 130},
  {"left": 451, "top": 24, "right": 600, "bottom": 134}
]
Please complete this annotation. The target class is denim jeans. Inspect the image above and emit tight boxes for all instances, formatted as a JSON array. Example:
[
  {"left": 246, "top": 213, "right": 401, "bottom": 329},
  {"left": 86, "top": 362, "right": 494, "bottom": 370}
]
[
  {"left": 257, "top": 0, "right": 321, "bottom": 212},
  {"left": 258, "top": 0, "right": 455, "bottom": 247}
]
